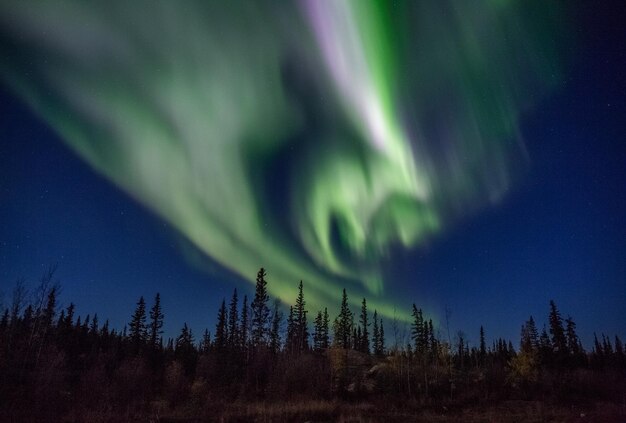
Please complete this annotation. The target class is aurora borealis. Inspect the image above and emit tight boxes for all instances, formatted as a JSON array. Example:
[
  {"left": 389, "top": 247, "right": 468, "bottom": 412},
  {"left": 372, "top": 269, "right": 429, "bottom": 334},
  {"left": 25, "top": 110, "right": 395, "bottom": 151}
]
[{"left": 0, "top": 1, "right": 566, "bottom": 319}]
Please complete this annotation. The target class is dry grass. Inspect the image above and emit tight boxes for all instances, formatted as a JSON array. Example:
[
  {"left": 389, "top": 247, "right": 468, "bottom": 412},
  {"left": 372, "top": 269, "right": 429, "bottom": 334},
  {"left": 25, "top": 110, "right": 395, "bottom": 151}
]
[{"left": 155, "top": 400, "right": 626, "bottom": 423}]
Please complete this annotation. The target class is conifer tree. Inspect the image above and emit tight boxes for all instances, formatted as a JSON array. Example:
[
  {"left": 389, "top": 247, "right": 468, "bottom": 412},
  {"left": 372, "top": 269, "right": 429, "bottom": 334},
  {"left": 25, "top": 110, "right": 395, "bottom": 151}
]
[
  {"left": 548, "top": 300, "right": 567, "bottom": 356},
  {"left": 90, "top": 313, "right": 99, "bottom": 335},
  {"left": 42, "top": 286, "right": 57, "bottom": 329},
  {"left": 175, "top": 323, "right": 196, "bottom": 375},
  {"left": 251, "top": 268, "right": 270, "bottom": 347},
  {"left": 428, "top": 319, "right": 437, "bottom": 361},
  {"left": 129, "top": 296, "right": 147, "bottom": 348},
  {"left": 379, "top": 319, "right": 385, "bottom": 355},
  {"left": 269, "top": 300, "right": 282, "bottom": 354},
  {"left": 227, "top": 288, "right": 239, "bottom": 350},
  {"left": 372, "top": 310, "right": 380, "bottom": 356},
  {"left": 411, "top": 304, "right": 426, "bottom": 356},
  {"left": 200, "top": 329, "right": 211, "bottom": 354},
  {"left": 240, "top": 295, "right": 249, "bottom": 350},
  {"left": 565, "top": 316, "right": 580, "bottom": 355},
  {"left": 313, "top": 310, "right": 324, "bottom": 352},
  {"left": 359, "top": 298, "right": 370, "bottom": 354},
  {"left": 214, "top": 299, "right": 228, "bottom": 353},
  {"left": 322, "top": 307, "right": 330, "bottom": 349},
  {"left": 479, "top": 325, "right": 486, "bottom": 360},
  {"left": 293, "top": 280, "right": 309, "bottom": 353},
  {"left": 149, "top": 293, "right": 164, "bottom": 348},
  {"left": 286, "top": 305, "right": 295, "bottom": 353},
  {"left": 333, "top": 289, "right": 353, "bottom": 349}
]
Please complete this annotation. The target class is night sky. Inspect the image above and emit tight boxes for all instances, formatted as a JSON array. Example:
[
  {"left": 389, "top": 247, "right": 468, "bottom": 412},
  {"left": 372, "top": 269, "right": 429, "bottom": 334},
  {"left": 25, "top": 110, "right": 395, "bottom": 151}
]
[{"left": 1, "top": 1, "right": 624, "bottom": 348}]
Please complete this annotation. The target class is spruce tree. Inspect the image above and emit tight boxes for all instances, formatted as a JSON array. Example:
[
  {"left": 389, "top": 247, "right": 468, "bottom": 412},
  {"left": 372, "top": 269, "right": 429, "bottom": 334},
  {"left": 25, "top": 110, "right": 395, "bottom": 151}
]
[
  {"left": 294, "top": 280, "right": 309, "bottom": 353},
  {"left": 359, "top": 298, "right": 370, "bottom": 354},
  {"left": 269, "top": 300, "right": 282, "bottom": 354},
  {"left": 149, "top": 293, "right": 164, "bottom": 348},
  {"left": 240, "top": 295, "right": 249, "bottom": 349},
  {"left": 479, "top": 325, "right": 486, "bottom": 361},
  {"left": 228, "top": 288, "right": 239, "bottom": 350},
  {"left": 565, "top": 316, "right": 580, "bottom": 355},
  {"left": 129, "top": 296, "right": 148, "bottom": 348},
  {"left": 379, "top": 319, "right": 385, "bottom": 355},
  {"left": 428, "top": 319, "right": 437, "bottom": 361},
  {"left": 251, "top": 268, "right": 270, "bottom": 347},
  {"left": 200, "top": 328, "right": 211, "bottom": 354},
  {"left": 286, "top": 305, "right": 295, "bottom": 353},
  {"left": 411, "top": 304, "right": 426, "bottom": 356},
  {"left": 175, "top": 323, "right": 197, "bottom": 375},
  {"left": 333, "top": 289, "right": 353, "bottom": 349},
  {"left": 322, "top": 307, "right": 330, "bottom": 349},
  {"left": 548, "top": 300, "right": 567, "bottom": 356},
  {"left": 539, "top": 326, "right": 552, "bottom": 363},
  {"left": 214, "top": 299, "right": 228, "bottom": 353},
  {"left": 313, "top": 310, "right": 324, "bottom": 352},
  {"left": 42, "top": 286, "right": 57, "bottom": 329},
  {"left": 372, "top": 310, "right": 380, "bottom": 356}
]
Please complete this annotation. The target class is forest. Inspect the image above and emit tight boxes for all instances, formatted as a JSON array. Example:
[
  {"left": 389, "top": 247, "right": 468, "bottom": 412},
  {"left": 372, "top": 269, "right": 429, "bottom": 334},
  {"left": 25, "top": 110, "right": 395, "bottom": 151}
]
[{"left": 1, "top": 266, "right": 624, "bottom": 422}]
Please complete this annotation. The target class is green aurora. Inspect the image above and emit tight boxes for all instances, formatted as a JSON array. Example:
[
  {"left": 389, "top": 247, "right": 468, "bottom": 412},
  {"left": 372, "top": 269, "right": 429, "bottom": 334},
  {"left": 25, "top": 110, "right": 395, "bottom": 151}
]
[{"left": 0, "top": 1, "right": 562, "bottom": 320}]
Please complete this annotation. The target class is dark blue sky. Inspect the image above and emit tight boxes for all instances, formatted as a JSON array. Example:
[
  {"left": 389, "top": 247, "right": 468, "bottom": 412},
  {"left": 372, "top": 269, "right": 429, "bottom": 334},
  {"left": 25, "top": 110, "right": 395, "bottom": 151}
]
[{"left": 1, "top": 2, "right": 624, "bottom": 348}]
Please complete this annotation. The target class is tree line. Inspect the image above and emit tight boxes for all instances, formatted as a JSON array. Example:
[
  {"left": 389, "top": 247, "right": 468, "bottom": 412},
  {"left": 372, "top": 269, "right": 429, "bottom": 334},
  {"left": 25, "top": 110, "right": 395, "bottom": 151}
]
[{"left": 0, "top": 266, "right": 624, "bottom": 421}]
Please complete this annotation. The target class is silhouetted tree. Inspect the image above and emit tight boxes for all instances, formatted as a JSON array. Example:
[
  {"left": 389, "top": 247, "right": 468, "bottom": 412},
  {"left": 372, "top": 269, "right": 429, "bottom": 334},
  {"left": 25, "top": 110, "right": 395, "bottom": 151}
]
[
  {"left": 214, "top": 299, "right": 228, "bottom": 353},
  {"left": 200, "top": 329, "right": 211, "bottom": 354},
  {"left": 240, "top": 295, "right": 249, "bottom": 350},
  {"left": 251, "top": 268, "right": 270, "bottom": 348},
  {"left": 549, "top": 300, "right": 567, "bottom": 360},
  {"left": 149, "top": 293, "right": 164, "bottom": 348},
  {"left": 333, "top": 289, "right": 353, "bottom": 349},
  {"left": 175, "top": 323, "right": 196, "bottom": 375},
  {"left": 227, "top": 288, "right": 239, "bottom": 350},
  {"left": 322, "top": 307, "right": 330, "bottom": 349},
  {"left": 129, "top": 296, "right": 147, "bottom": 351},
  {"left": 411, "top": 305, "right": 427, "bottom": 357},
  {"left": 293, "top": 280, "right": 309, "bottom": 354},
  {"left": 313, "top": 310, "right": 324, "bottom": 352},
  {"left": 269, "top": 300, "right": 282, "bottom": 354},
  {"left": 479, "top": 326, "right": 486, "bottom": 362},
  {"left": 359, "top": 298, "right": 370, "bottom": 354}
]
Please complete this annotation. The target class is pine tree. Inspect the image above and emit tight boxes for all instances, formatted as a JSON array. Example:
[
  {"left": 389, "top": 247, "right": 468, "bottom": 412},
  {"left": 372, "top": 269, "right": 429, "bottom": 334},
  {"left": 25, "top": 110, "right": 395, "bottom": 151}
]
[
  {"left": 520, "top": 318, "right": 538, "bottom": 354},
  {"left": 548, "top": 300, "right": 567, "bottom": 356},
  {"left": 269, "top": 300, "right": 282, "bottom": 354},
  {"left": 539, "top": 326, "right": 552, "bottom": 364},
  {"left": 251, "top": 268, "right": 270, "bottom": 347},
  {"left": 479, "top": 326, "right": 486, "bottom": 359},
  {"left": 89, "top": 313, "right": 99, "bottom": 335},
  {"left": 129, "top": 296, "right": 148, "bottom": 348},
  {"left": 175, "top": 323, "right": 196, "bottom": 375},
  {"left": 313, "top": 310, "right": 324, "bottom": 352},
  {"left": 149, "top": 293, "right": 164, "bottom": 348},
  {"left": 602, "top": 334, "right": 614, "bottom": 355},
  {"left": 372, "top": 310, "right": 380, "bottom": 356},
  {"left": 411, "top": 304, "right": 426, "bottom": 356},
  {"left": 286, "top": 305, "right": 295, "bottom": 353},
  {"left": 293, "top": 280, "right": 309, "bottom": 353},
  {"left": 240, "top": 295, "right": 249, "bottom": 349},
  {"left": 322, "top": 307, "right": 330, "bottom": 349},
  {"left": 227, "top": 288, "right": 239, "bottom": 350},
  {"left": 333, "top": 289, "right": 353, "bottom": 349},
  {"left": 359, "top": 298, "right": 370, "bottom": 354},
  {"left": 379, "top": 319, "right": 385, "bottom": 355},
  {"left": 42, "top": 286, "right": 57, "bottom": 329},
  {"left": 214, "top": 299, "right": 228, "bottom": 353},
  {"left": 428, "top": 319, "right": 437, "bottom": 361},
  {"left": 200, "top": 328, "right": 211, "bottom": 354},
  {"left": 565, "top": 316, "right": 580, "bottom": 355}
]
